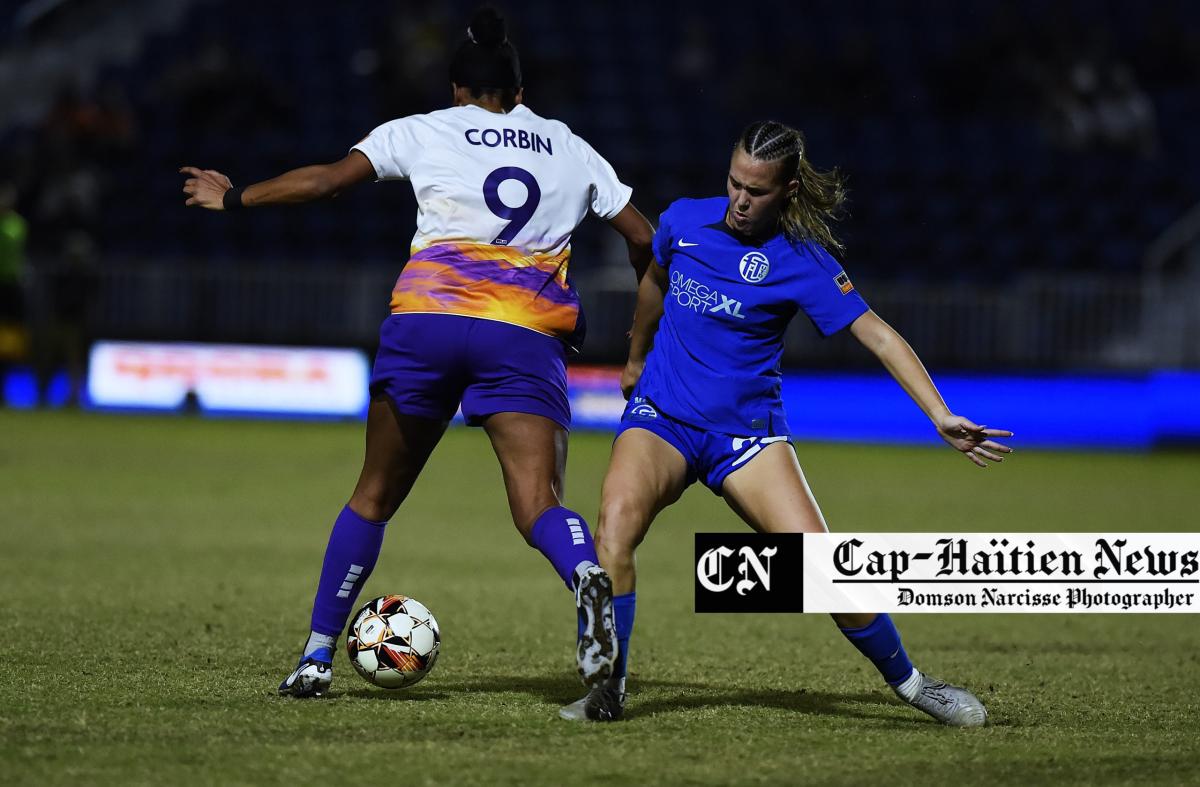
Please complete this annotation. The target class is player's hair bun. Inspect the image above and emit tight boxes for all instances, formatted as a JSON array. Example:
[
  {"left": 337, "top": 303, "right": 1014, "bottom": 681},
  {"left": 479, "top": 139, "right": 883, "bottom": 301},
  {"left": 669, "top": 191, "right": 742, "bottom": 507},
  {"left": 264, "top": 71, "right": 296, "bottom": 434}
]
[
  {"left": 467, "top": 7, "right": 507, "bottom": 46},
  {"left": 450, "top": 6, "right": 521, "bottom": 91}
]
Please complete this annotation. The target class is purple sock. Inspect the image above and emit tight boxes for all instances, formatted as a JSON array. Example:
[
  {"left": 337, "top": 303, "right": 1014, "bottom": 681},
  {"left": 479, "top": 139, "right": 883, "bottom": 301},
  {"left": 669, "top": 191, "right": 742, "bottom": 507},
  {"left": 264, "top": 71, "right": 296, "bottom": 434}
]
[
  {"left": 529, "top": 506, "right": 598, "bottom": 590},
  {"left": 309, "top": 505, "right": 388, "bottom": 637},
  {"left": 839, "top": 614, "right": 915, "bottom": 685}
]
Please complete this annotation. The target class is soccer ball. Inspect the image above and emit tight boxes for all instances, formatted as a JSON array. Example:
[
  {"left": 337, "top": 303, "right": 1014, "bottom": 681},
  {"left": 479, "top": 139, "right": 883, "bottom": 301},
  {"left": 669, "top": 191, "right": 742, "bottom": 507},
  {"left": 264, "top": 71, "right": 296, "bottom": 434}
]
[{"left": 346, "top": 595, "right": 440, "bottom": 689}]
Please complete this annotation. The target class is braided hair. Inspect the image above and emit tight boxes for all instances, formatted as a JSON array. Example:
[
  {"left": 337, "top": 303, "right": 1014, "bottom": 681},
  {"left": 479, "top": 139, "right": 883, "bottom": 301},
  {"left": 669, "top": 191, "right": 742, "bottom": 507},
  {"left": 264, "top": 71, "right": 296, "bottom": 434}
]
[{"left": 736, "top": 120, "right": 847, "bottom": 253}]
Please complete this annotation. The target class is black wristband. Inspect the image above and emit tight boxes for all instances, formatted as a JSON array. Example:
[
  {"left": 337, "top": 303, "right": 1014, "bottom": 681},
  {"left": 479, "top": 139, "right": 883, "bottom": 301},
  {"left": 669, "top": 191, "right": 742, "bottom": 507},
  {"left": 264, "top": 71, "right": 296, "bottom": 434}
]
[{"left": 222, "top": 186, "right": 244, "bottom": 211}]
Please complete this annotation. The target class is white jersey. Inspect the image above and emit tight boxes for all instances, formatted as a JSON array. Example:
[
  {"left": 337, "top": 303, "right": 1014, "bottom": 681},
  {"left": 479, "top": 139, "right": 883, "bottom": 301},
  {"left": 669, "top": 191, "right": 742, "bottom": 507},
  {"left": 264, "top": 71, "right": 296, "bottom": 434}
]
[{"left": 351, "top": 104, "right": 632, "bottom": 342}]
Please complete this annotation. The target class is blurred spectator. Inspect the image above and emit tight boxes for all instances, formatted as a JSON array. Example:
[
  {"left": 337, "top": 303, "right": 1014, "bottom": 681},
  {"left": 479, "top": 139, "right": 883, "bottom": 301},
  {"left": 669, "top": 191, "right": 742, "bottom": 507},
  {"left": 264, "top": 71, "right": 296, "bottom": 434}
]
[
  {"left": 33, "top": 231, "right": 97, "bottom": 407},
  {"left": 28, "top": 132, "right": 102, "bottom": 249},
  {"left": 369, "top": 4, "right": 453, "bottom": 118},
  {"left": 1042, "top": 58, "right": 1159, "bottom": 158},
  {"left": 1094, "top": 65, "right": 1158, "bottom": 158},
  {"left": 156, "top": 41, "right": 294, "bottom": 135},
  {"left": 89, "top": 81, "right": 139, "bottom": 157},
  {"left": 925, "top": 6, "right": 1045, "bottom": 117},
  {"left": 39, "top": 80, "right": 137, "bottom": 161},
  {"left": 0, "top": 181, "right": 29, "bottom": 403},
  {"left": 673, "top": 15, "right": 714, "bottom": 84}
]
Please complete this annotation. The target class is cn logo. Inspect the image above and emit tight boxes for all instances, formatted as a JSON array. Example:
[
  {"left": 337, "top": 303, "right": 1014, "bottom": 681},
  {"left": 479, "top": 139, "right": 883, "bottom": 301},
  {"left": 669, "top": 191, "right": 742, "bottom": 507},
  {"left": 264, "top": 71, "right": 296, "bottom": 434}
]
[
  {"left": 697, "top": 545, "right": 778, "bottom": 596},
  {"left": 694, "top": 533, "right": 804, "bottom": 613},
  {"left": 739, "top": 251, "right": 770, "bottom": 283}
]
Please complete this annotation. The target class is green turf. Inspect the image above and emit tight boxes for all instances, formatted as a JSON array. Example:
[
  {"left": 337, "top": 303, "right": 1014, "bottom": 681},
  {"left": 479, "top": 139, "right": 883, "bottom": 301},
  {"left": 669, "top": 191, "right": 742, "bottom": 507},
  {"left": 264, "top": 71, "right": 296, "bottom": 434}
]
[{"left": 1, "top": 410, "right": 1198, "bottom": 785}]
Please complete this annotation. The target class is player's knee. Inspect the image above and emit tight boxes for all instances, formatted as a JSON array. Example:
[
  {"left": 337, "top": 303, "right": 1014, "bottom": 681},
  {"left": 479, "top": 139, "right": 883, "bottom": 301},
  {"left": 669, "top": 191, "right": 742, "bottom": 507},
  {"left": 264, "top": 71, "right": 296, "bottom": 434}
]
[
  {"left": 348, "top": 496, "right": 394, "bottom": 523},
  {"left": 511, "top": 498, "right": 562, "bottom": 543},
  {"left": 596, "top": 495, "right": 647, "bottom": 557},
  {"left": 348, "top": 482, "right": 404, "bottom": 523}
]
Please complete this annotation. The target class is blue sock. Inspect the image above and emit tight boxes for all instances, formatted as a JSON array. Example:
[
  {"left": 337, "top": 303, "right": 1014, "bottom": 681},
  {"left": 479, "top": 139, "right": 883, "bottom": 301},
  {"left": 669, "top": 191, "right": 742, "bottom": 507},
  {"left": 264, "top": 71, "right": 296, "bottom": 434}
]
[
  {"left": 529, "top": 506, "right": 598, "bottom": 590},
  {"left": 613, "top": 592, "right": 636, "bottom": 679},
  {"left": 309, "top": 505, "right": 388, "bottom": 637},
  {"left": 839, "top": 614, "right": 914, "bottom": 685}
]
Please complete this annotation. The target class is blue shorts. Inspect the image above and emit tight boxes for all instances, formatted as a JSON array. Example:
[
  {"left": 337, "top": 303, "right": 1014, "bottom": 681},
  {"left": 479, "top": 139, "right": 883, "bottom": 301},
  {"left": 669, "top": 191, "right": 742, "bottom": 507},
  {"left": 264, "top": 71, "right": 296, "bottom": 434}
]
[
  {"left": 616, "top": 396, "right": 790, "bottom": 494},
  {"left": 369, "top": 313, "right": 571, "bottom": 430}
]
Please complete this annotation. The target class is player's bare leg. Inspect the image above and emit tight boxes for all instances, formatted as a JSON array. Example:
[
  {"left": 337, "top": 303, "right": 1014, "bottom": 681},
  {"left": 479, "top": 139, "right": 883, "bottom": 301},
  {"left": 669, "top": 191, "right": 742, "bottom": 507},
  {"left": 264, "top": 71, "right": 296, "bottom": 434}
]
[
  {"left": 561, "top": 428, "right": 689, "bottom": 721},
  {"left": 349, "top": 399, "right": 450, "bottom": 522},
  {"left": 594, "top": 429, "right": 690, "bottom": 594},
  {"left": 483, "top": 412, "right": 618, "bottom": 688},
  {"left": 481, "top": 411, "right": 569, "bottom": 538},
  {"left": 279, "top": 397, "right": 447, "bottom": 698},
  {"left": 721, "top": 442, "right": 987, "bottom": 727}
]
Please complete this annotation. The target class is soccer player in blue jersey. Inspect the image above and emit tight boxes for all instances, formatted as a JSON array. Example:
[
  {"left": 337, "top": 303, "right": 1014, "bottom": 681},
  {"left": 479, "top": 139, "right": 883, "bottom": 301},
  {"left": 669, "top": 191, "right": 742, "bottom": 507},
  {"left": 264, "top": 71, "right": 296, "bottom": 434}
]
[
  {"left": 561, "top": 120, "right": 1012, "bottom": 725},
  {"left": 181, "top": 9, "right": 651, "bottom": 699}
]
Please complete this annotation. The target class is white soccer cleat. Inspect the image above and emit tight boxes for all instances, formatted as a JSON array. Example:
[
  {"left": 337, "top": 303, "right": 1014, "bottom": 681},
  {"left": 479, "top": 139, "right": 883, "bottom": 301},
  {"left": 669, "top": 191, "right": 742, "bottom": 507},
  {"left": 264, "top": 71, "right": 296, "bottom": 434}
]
[
  {"left": 896, "top": 671, "right": 988, "bottom": 727},
  {"left": 277, "top": 649, "right": 333, "bottom": 698},
  {"left": 575, "top": 565, "right": 618, "bottom": 688}
]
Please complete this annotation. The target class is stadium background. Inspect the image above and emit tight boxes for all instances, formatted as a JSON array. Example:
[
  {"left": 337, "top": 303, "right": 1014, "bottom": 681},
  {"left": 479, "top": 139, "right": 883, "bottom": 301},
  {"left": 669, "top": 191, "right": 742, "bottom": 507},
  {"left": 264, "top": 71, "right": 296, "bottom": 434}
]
[
  {"left": 2, "top": 0, "right": 1199, "bottom": 403},
  {"left": 1, "top": 1, "right": 1199, "bottom": 785}
]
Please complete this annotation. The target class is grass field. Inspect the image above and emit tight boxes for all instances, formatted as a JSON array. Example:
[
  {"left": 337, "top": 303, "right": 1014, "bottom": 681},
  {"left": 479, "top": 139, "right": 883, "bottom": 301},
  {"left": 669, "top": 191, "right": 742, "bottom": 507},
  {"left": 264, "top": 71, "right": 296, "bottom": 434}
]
[{"left": 1, "top": 410, "right": 1198, "bottom": 785}]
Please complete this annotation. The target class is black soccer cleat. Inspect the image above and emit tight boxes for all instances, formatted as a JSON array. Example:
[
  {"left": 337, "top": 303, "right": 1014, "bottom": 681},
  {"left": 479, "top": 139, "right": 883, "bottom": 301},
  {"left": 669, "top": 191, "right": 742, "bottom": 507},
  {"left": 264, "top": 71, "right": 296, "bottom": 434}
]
[
  {"left": 559, "top": 677, "right": 626, "bottom": 722},
  {"left": 575, "top": 565, "right": 618, "bottom": 688}
]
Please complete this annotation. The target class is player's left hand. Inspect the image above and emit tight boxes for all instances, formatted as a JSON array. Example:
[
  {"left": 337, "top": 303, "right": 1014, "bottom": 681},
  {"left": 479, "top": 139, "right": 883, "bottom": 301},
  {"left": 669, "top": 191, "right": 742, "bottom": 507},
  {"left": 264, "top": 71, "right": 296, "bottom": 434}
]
[
  {"left": 936, "top": 415, "right": 1013, "bottom": 468},
  {"left": 620, "top": 359, "right": 644, "bottom": 400},
  {"left": 180, "top": 166, "right": 233, "bottom": 210}
]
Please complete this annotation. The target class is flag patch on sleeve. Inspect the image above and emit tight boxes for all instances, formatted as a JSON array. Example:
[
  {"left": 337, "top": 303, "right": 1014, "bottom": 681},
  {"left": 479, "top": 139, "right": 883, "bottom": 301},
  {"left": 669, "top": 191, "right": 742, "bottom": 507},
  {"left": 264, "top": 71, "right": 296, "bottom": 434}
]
[{"left": 834, "top": 271, "right": 854, "bottom": 294}]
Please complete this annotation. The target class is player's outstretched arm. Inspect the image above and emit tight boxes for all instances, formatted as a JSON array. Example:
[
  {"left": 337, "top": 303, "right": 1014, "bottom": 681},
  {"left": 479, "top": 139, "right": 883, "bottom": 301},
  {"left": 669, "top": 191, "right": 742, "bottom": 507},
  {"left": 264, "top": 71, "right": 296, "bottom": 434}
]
[
  {"left": 180, "top": 150, "right": 376, "bottom": 210},
  {"left": 606, "top": 203, "right": 655, "bottom": 282},
  {"left": 849, "top": 309, "right": 1013, "bottom": 467},
  {"left": 621, "top": 262, "right": 668, "bottom": 398}
]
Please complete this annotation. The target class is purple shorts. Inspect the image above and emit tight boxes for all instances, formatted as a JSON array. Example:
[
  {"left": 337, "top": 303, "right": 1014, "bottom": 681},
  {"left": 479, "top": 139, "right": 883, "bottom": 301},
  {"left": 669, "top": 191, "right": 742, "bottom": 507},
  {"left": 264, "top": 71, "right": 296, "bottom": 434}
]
[{"left": 369, "top": 313, "right": 571, "bottom": 430}]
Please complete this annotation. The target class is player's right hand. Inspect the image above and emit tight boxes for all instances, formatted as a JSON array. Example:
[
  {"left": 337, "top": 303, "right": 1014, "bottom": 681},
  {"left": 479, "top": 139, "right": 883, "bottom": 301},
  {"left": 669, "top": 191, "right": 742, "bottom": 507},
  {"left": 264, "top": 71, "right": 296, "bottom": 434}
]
[
  {"left": 180, "top": 166, "right": 234, "bottom": 210},
  {"left": 620, "top": 359, "right": 644, "bottom": 400},
  {"left": 935, "top": 414, "right": 1013, "bottom": 468}
]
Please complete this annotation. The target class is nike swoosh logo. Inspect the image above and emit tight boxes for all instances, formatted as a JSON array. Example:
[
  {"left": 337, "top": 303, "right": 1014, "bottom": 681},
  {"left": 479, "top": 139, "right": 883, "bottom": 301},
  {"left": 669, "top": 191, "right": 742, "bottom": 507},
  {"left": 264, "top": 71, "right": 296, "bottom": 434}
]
[{"left": 678, "top": 240, "right": 699, "bottom": 247}]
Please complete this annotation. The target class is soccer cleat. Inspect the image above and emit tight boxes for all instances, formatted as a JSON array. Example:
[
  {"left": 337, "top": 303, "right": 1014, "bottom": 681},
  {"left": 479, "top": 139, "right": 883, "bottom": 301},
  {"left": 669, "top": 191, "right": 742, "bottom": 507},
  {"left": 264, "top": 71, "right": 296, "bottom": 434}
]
[
  {"left": 896, "top": 671, "right": 988, "bottom": 727},
  {"left": 559, "top": 677, "right": 626, "bottom": 722},
  {"left": 277, "top": 647, "right": 333, "bottom": 698},
  {"left": 575, "top": 565, "right": 618, "bottom": 688}
]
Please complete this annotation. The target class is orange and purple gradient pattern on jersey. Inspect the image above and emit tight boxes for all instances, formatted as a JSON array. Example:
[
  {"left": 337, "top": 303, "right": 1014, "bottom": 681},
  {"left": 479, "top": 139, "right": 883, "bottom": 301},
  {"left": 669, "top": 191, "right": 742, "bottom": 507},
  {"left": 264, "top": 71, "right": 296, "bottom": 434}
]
[{"left": 389, "top": 242, "right": 579, "bottom": 339}]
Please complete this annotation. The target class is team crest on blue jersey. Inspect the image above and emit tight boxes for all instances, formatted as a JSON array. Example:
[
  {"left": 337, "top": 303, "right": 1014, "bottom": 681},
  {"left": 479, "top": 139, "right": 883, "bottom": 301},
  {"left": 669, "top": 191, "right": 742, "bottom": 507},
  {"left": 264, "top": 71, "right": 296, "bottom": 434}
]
[
  {"left": 628, "top": 397, "right": 659, "bottom": 421},
  {"left": 739, "top": 251, "right": 770, "bottom": 283}
]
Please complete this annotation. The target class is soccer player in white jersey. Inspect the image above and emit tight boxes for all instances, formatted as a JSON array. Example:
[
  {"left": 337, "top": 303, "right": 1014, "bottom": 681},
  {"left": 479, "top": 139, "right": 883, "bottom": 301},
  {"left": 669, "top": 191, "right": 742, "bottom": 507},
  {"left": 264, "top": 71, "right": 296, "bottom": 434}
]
[
  {"left": 561, "top": 120, "right": 1012, "bottom": 724},
  {"left": 180, "top": 8, "right": 654, "bottom": 699}
]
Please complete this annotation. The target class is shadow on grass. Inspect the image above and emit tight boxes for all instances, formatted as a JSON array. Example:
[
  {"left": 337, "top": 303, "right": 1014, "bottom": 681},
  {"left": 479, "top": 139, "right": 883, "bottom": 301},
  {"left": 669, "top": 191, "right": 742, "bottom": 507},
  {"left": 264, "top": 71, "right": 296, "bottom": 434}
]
[
  {"left": 336, "top": 688, "right": 453, "bottom": 701},
  {"left": 340, "top": 673, "right": 936, "bottom": 725},
  {"left": 630, "top": 682, "right": 909, "bottom": 724}
]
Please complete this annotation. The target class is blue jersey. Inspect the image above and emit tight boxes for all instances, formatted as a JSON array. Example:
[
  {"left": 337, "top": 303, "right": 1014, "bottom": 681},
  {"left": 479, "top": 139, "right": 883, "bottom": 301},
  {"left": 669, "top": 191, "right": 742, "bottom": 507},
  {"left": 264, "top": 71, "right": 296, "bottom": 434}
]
[{"left": 637, "top": 197, "right": 869, "bottom": 436}]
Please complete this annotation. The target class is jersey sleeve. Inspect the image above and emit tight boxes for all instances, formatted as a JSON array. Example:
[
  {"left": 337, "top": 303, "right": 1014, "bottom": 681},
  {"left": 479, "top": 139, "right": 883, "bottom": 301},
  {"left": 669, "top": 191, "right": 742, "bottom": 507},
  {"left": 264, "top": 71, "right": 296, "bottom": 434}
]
[
  {"left": 569, "top": 135, "right": 633, "bottom": 220},
  {"left": 351, "top": 117, "right": 424, "bottom": 181},
  {"left": 650, "top": 206, "right": 676, "bottom": 268},
  {"left": 794, "top": 243, "right": 870, "bottom": 336}
]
